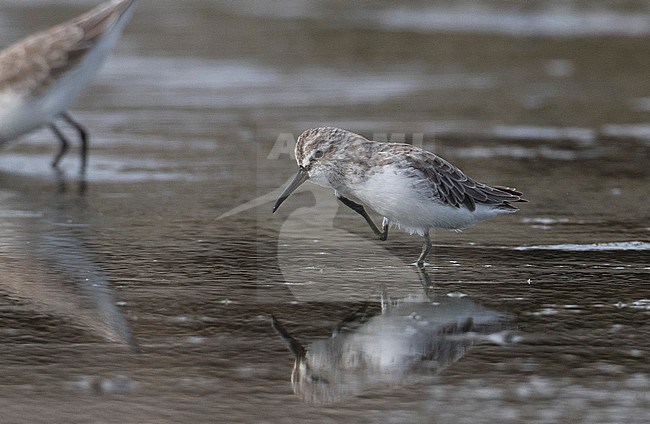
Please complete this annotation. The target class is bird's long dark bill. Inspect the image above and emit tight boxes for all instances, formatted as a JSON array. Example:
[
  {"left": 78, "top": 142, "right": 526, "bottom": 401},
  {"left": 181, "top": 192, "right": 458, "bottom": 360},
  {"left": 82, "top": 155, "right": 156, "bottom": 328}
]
[{"left": 272, "top": 167, "right": 309, "bottom": 213}]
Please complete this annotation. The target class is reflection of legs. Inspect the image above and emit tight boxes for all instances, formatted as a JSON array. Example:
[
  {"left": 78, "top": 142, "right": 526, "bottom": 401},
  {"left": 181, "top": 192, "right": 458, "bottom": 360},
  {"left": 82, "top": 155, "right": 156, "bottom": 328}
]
[
  {"left": 416, "top": 266, "right": 433, "bottom": 298},
  {"left": 336, "top": 195, "right": 389, "bottom": 240},
  {"left": 416, "top": 231, "right": 431, "bottom": 268},
  {"left": 62, "top": 112, "right": 89, "bottom": 171}
]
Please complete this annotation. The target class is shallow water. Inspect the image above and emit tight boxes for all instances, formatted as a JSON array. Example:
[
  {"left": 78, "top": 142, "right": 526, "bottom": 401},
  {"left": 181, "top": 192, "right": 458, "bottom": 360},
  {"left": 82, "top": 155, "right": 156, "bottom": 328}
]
[{"left": 0, "top": 1, "right": 648, "bottom": 423}]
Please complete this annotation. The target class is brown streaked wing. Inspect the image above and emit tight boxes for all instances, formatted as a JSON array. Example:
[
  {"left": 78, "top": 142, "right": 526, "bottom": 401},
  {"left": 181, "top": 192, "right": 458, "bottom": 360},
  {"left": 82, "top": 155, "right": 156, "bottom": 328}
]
[{"left": 0, "top": 0, "right": 134, "bottom": 98}]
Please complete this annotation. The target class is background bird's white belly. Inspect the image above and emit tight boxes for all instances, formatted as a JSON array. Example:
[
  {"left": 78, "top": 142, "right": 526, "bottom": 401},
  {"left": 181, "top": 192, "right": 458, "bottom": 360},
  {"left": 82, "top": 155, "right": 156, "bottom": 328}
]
[
  {"left": 0, "top": 53, "right": 104, "bottom": 143},
  {"left": 0, "top": 3, "right": 134, "bottom": 144},
  {"left": 0, "top": 90, "right": 30, "bottom": 143}
]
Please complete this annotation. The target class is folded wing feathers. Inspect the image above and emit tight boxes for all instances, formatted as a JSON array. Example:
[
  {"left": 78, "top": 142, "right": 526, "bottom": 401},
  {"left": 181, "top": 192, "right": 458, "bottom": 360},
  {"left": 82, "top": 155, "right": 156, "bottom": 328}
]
[
  {"left": 407, "top": 151, "right": 526, "bottom": 211},
  {"left": 74, "top": 0, "right": 133, "bottom": 44}
]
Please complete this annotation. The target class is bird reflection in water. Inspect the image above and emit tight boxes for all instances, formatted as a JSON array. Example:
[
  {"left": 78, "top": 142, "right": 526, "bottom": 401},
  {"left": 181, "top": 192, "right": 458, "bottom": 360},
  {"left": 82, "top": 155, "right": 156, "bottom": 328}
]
[
  {"left": 0, "top": 172, "right": 137, "bottom": 351},
  {"left": 272, "top": 269, "right": 519, "bottom": 403}
]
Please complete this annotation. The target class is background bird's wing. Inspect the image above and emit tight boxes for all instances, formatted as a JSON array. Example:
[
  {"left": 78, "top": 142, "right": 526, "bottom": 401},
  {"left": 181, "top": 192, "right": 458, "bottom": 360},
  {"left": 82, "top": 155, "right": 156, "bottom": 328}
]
[{"left": 0, "top": 0, "right": 134, "bottom": 98}]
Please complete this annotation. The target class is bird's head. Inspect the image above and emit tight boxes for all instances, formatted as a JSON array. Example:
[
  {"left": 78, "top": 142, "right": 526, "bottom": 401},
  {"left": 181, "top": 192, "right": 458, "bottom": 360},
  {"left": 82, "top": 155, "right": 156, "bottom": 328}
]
[{"left": 273, "top": 127, "right": 357, "bottom": 212}]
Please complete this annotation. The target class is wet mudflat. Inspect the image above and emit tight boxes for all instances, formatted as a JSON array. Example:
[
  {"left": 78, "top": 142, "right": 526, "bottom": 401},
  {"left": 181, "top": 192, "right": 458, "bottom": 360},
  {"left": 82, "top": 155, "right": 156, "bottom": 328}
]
[{"left": 0, "top": 1, "right": 648, "bottom": 423}]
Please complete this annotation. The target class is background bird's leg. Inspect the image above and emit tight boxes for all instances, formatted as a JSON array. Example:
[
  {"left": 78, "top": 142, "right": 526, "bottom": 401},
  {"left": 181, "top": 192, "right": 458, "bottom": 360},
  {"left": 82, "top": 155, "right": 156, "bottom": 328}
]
[
  {"left": 336, "top": 194, "right": 389, "bottom": 240},
  {"left": 416, "top": 232, "right": 432, "bottom": 268},
  {"left": 61, "top": 112, "right": 89, "bottom": 172},
  {"left": 49, "top": 122, "right": 69, "bottom": 168}
]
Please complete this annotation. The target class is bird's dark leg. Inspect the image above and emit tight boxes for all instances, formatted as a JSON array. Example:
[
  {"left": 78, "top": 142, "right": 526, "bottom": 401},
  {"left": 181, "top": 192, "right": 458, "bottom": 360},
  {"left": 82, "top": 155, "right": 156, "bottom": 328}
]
[
  {"left": 336, "top": 194, "right": 389, "bottom": 241},
  {"left": 61, "top": 112, "right": 89, "bottom": 172},
  {"left": 416, "top": 231, "right": 432, "bottom": 268},
  {"left": 379, "top": 217, "right": 389, "bottom": 241},
  {"left": 49, "top": 123, "right": 69, "bottom": 168}
]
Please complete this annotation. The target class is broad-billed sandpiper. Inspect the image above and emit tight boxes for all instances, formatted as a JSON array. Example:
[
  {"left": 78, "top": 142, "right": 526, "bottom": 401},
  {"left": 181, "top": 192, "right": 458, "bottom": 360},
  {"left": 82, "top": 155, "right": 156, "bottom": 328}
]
[
  {"left": 0, "top": 0, "right": 136, "bottom": 171},
  {"left": 273, "top": 127, "right": 526, "bottom": 267}
]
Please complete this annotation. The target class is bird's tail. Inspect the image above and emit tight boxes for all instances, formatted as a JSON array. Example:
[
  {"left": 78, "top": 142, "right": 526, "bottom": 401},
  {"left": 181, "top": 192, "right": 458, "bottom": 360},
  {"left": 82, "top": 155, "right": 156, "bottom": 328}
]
[{"left": 490, "top": 185, "right": 527, "bottom": 212}]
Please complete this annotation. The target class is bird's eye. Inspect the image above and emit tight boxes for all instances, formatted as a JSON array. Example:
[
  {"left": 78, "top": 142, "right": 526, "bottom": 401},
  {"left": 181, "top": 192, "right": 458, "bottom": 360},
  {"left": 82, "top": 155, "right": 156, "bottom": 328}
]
[{"left": 313, "top": 150, "right": 324, "bottom": 159}]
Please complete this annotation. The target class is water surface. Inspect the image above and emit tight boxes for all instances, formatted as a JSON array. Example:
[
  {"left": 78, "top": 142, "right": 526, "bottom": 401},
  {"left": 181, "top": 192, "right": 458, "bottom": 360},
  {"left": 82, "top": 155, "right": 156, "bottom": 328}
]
[{"left": 0, "top": 1, "right": 648, "bottom": 423}]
